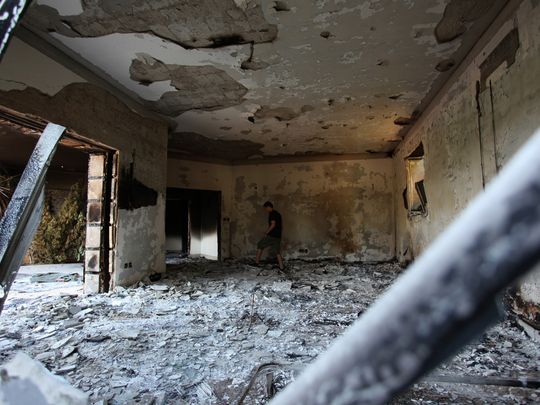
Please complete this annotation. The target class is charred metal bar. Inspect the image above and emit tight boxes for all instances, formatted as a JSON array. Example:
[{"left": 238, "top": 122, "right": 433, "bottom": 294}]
[
  {"left": 0, "top": 0, "right": 30, "bottom": 59},
  {"left": 0, "top": 123, "right": 65, "bottom": 314},
  {"left": 426, "top": 374, "right": 540, "bottom": 389},
  {"left": 271, "top": 128, "right": 540, "bottom": 405}
]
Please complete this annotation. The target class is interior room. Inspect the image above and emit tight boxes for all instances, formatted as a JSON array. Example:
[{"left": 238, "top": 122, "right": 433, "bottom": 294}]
[{"left": 0, "top": 1, "right": 538, "bottom": 404}]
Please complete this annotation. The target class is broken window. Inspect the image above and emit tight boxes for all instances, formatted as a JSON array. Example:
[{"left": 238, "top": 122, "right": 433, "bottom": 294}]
[{"left": 405, "top": 142, "right": 427, "bottom": 217}]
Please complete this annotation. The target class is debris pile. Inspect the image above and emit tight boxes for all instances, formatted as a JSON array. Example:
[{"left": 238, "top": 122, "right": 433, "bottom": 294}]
[{"left": 0, "top": 259, "right": 538, "bottom": 404}]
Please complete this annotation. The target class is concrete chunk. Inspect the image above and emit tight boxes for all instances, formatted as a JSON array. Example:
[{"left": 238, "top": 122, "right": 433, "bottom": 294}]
[{"left": 0, "top": 352, "right": 88, "bottom": 405}]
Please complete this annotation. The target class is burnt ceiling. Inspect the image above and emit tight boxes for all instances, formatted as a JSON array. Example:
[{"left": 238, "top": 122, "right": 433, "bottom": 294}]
[
  {"left": 21, "top": 0, "right": 508, "bottom": 161},
  {"left": 130, "top": 55, "right": 249, "bottom": 116},
  {"left": 25, "top": 0, "right": 277, "bottom": 48}
]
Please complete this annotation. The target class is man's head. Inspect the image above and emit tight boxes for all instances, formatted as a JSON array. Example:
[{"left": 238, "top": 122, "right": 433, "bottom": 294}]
[{"left": 263, "top": 201, "right": 274, "bottom": 213}]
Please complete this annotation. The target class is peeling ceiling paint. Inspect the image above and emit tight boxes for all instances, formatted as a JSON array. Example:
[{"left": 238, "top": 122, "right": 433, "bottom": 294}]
[
  {"left": 27, "top": 0, "right": 277, "bottom": 48},
  {"left": 130, "top": 55, "right": 248, "bottom": 115},
  {"left": 23, "top": 0, "right": 507, "bottom": 160}
]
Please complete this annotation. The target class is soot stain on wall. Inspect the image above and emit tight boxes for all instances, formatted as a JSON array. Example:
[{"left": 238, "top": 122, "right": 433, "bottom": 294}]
[
  {"left": 479, "top": 28, "right": 520, "bottom": 90},
  {"left": 118, "top": 163, "right": 158, "bottom": 211}
]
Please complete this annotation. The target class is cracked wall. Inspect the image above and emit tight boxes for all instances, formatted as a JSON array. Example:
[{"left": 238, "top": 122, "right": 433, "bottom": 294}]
[
  {"left": 168, "top": 157, "right": 395, "bottom": 261},
  {"left": 0, "top": 38, "right": 169, "bottom": 288},
  {"left": 394, "top": 1, "right": 540, "bottom": 308}
]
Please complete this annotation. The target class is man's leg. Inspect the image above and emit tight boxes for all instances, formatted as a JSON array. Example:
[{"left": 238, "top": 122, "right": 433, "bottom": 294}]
[
  {"left": 256, "top": 236, "right": 269, "bottom": 265},
  {"left": 277, "top": 253, "right": 284, "bottom": 270}
]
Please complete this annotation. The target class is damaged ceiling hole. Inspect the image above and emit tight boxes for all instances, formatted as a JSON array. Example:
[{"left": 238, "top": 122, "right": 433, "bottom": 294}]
[
  {"left": 273, "top": 1, "right": 290, "bottom": 12},
  {"left": 394, "top": 116, "right": 416, "bottom": 126},
  {"left": 209, "top": 34, "right": 245, "bottom": 48},
  {"left": 254, "top": 106, "right": 311, "bottom": 122},
  {"left": 436, "top": 59, "right": 456, "bottom": 72}
]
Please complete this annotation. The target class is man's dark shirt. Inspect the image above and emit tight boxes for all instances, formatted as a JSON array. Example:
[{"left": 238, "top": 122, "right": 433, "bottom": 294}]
[{"left": 268, "top": 210, "right": 282, "bottom": 238}]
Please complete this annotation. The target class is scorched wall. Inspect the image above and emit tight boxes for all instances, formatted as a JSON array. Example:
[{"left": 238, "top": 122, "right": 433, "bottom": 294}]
[
  {"left": 393, "top": 1, "right": 540, "bottom": 307},
  {"left": 168, "top": 158, "right": 395, "bottom": 262},
  {"left": 0, "top": 38, "right": 169, "bottom": 288}
]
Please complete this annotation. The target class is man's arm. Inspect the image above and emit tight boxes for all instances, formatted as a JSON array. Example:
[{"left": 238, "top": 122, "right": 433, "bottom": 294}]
[{"left": 266, "top": 220, "right": 276, "bottom": 235}]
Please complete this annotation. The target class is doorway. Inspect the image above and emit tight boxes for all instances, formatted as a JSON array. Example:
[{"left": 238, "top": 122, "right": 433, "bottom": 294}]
[
  {"left": 166, "top": 188, "right": 221, "bottom": 262},
  {"left": 0, "top": 106, "right": 118, "bottom": 293}
]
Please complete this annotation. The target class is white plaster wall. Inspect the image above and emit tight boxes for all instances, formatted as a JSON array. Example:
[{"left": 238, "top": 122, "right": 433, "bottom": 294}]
[
  {"left": 394, "top": 0, "right": 540, "bottom": 303},
  {"left": 114, "top": 129, "right": 168, "bottom": 286},
  {"left": 0, "top": 37, "right": 86, "bottom": 94}
]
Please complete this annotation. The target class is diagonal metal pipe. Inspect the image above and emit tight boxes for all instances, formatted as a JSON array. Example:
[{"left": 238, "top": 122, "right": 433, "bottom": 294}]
[
  {"left": 0, "top": 123, "right": 65, "bottom": 314},
  {"left": 0, "top": 0, "right": 30, "bottom": 60},
  {"left": 271, "top": 128, "right": 540, "bottom": 405}
]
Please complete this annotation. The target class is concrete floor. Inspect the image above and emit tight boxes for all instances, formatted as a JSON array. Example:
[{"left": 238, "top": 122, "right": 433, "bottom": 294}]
[
  {"left": 0, "top": 259, "right": 538, "bottom": 404},
  {"left": 8, "top": 263, "right": 83, "bottom": 300}
]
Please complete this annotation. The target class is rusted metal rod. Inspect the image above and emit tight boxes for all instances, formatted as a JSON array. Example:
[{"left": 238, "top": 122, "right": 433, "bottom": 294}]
[
  {"left": 426, "top": 374, "right": 540, "bottom": 389},
  {"left": 271, "top": 128, "right": 540, "bottom": 405}
]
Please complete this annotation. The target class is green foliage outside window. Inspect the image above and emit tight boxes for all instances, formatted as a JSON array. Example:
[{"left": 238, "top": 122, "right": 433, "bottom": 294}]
[{"left": 30, "top": 183, "right": 86, "bottom": 264}]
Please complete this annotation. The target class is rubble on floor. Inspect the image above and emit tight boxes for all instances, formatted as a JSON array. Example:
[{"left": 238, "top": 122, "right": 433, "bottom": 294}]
[{"left": 0, "top": 259, "right": 538, "bottom": 404}]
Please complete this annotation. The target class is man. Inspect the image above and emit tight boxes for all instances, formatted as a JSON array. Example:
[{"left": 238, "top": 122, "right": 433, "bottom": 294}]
[{"left": 256, "top": 201, "right": 284, "bottom": 270}]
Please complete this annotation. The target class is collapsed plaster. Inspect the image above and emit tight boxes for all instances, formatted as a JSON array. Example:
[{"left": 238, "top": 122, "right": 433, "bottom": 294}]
[
  {"left": 435, "top": 0, "right": 496, "bottom": 43},
  {"left": 26, "top": 0, "right": 277, "bottom": 48},
  {"left": 129, "top": 55, "right": 248, "bottom": 116}
]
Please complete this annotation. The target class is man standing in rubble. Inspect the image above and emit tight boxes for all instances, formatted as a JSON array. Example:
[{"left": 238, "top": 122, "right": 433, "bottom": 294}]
[{"left": 256, "top": 201, "right": 285, "bottom": 270}]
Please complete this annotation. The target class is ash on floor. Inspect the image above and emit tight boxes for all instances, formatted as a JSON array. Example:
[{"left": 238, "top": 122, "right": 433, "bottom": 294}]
[{"left": 0, "top": 259, "right": 538, "bottom": 404}]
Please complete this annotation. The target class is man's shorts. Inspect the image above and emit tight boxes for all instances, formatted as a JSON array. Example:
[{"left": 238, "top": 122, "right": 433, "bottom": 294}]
[{"left": 257, "top": 235, "right": 281, "bottom": 255}]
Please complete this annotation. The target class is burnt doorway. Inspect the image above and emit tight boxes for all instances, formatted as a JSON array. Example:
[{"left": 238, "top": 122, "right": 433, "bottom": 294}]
[
  {"left": 166, "top": 188, "right": 221, "bottom": 261},
  {"left": 0, "top": 106, "right": 117, "bottom": 294}
]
